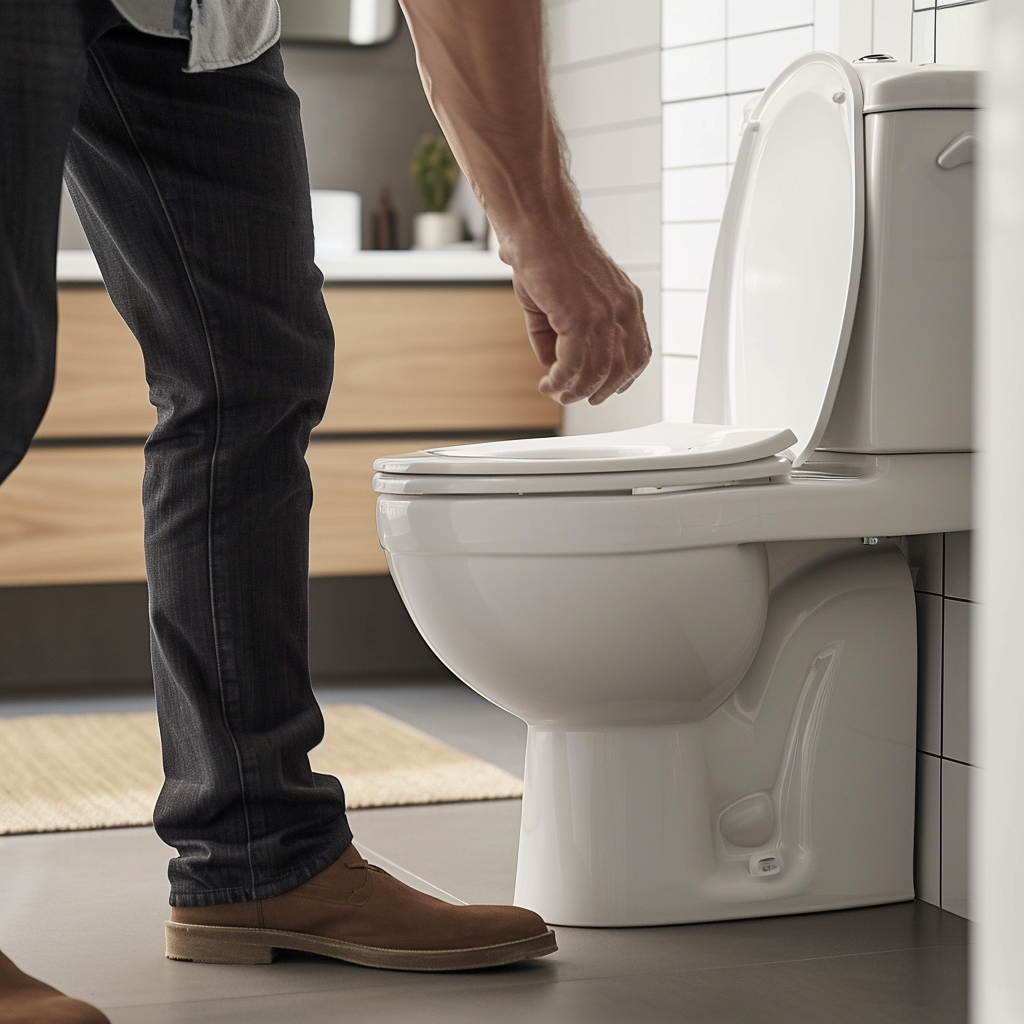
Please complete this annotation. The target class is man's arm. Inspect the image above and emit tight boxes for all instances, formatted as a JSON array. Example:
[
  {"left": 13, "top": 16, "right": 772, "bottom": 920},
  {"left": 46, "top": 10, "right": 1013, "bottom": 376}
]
[{"left": 398, "top": 0, "right": 652, "bottom": 406}]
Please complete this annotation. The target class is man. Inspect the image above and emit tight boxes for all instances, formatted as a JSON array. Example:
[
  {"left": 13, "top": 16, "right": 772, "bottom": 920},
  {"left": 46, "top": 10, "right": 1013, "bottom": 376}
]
[{"left": 0, "top": 1, "right": 651, "bottom": 1018}]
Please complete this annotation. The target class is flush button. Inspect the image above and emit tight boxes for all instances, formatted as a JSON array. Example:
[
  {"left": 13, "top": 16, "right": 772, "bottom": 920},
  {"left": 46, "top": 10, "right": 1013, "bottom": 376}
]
[
  {"left": 749, "top": 853, "right": 783, "bottom": 877},
  {"left": 832, "top": 90, "right": 846, "bottom": 104}
]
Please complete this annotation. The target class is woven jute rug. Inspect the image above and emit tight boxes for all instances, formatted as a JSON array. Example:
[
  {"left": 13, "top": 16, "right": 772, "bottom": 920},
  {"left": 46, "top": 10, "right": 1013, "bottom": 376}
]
[{"left": 0, "top": 704, "right": 523, "bottom": 836}]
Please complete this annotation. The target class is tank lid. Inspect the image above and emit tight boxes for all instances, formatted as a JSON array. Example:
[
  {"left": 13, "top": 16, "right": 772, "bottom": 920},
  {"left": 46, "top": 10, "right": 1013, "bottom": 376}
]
[{"left": 854, "top": 61, "right": 980, "bottom": 113}]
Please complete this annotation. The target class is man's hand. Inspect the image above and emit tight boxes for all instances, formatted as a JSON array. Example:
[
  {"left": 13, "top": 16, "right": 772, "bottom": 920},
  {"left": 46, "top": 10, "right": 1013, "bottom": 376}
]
[
  {"left": 510, "top": 227, "right": 651, "bottom": 405},
  {"left": 399, "top": 0, "right": 652, "bottom": 405}
]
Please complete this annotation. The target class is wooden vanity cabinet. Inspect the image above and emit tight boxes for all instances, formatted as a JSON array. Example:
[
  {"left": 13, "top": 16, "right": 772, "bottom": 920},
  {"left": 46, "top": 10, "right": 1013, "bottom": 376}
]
[{"left": 0, "top": 283, "right": 558, "bottom": 586}]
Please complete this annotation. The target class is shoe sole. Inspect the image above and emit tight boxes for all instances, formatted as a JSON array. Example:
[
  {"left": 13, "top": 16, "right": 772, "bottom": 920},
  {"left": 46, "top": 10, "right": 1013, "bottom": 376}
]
[{"left": 165, "top": 920, "right": 557, "bottom": 971}]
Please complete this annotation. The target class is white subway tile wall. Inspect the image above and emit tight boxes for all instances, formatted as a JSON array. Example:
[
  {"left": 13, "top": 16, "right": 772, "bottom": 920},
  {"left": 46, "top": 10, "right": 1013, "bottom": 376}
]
[
  {"left": 660, "top": 290, "right": 707, "bottom": 357},
  {"left": 661, "top": 352, "right": 699, "bottom": 421},
  {"left": 912, "top": 8, "right": 937, "bottom": 62},
  {"left": 728, "top": 0, "right": 815, "bottom": 37},
  {"left": 726, "top": 27, "right": 815, "bottom": 92},
  {"left": 905, "top": 532, "right": 977, "bottom": 918},
  {"left": 941, "top": 596, "right": 973, "bottom": 765},
  {"left": 662, "top": 96, "right": 728, "bottom": 167},
  {"left": 662, "top": 40, "right": 726, "bottom": 102},
  {"left": 550, "top": 51, "right": 661, "bottom": 132},
  {"left": 546, "top": 0, "right": 660, "bottom": 65},
  {"left": 661, "top": 5, "right": 815, "bottom": 424},
  {"left": 662, "top": 165, "right": 729, "bottom": 222},
  {"left": 874, "top": 0, "right": 914, "bottom": 60},
  {"left": 662, "top": 0, "right": 725, "bottom": 49},
  {"left": 940, "top": 758, "right": 973, "bottom": 920},
  {"left": 935, "top": 1, "right": 990, "bottom": 65},
  {"left": 662, "top": 221, "right": 719, "bottom": 289},
  {"left": 915, "top": 751, "right": 942, "bottom": 907},
  {"left": 915, "top": 591, "right": 943, "bottom": 756}
]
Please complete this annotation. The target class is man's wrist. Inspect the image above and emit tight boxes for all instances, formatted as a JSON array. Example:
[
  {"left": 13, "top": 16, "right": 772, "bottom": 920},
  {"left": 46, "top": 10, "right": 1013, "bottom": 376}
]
[{"left": 492, "top": 195, "right": 592, "bottom": 269}]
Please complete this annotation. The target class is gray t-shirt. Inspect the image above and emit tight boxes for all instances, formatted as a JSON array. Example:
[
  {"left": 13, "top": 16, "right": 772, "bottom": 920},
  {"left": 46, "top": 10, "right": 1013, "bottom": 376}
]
[{"left": 110, "top": 0, "right": 280, "bottom": 72}]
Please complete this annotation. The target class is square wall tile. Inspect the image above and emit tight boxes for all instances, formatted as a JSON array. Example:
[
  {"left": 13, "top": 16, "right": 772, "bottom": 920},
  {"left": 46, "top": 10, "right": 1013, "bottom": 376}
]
[
  {"left": 813, "top": 0, "right": 841, "bottom": 53},
  {"left": 935, "top": 1, "right": 991, "bottom": 66},
  {"left": 567, "top": 124, "right": 661, "bottom": 193},
  {"left": 662, "top": 41, "right": 726, "bottom": 103},
  {"left": 663, "top": 0, "right": 726, "bottom": 49},
  {"left": 915, "top": 752, "right": 941, "bottom": 907},
  {"left": 873, "top": 0, "right": 914, "bottom": 62},
  {"left": 912, "top": 8, "right": 936, "bottom": 62},
  {"left": 942, "top": 598, "right": 973, "bottom": 766},
  {"left": 546, "top": 0, "right": 660, "bottom": 69},
  {"left": 662, "top": 355, "right": 699, "bottom": 421},
  {"left": 663, "top": 96, "right": 729, "bottom": 167},
  {"left": 916, "top": 591, "right": 943, "bottom": 757},
  {"left": 663, "top": 221, "right": 721, "bottom": 290},
  {"left": 941, "top": 759, "right": 973, "bottom": 919},
  {"left": 906, "top": 532, "right": 944, "bottom": 594},
  {"left": 663, "top": 165, "right": 729, "bottom": 222},
  {"left": 549, "top": 50, "right": 660, "bottom": 133},
  {"left": 727, "top": 91, "right": 762, "bottom": 162},
  {"left": 837, "top": 0, "right": 873, "bottom": 62},
  {"left": 726, "top": 26, "right": 815, "bottom": 94},
  {"left": 581, "top": 189, "right": 661, "bottom": 266},
  {"left": 727, "top": 0, "right": 814, "bottom": 38},
  {"left": 661, "top": 290, "right": 708, "bottom": 357},
  {"left": 944, "top": 531, "right": 973, "bottom": 601}
]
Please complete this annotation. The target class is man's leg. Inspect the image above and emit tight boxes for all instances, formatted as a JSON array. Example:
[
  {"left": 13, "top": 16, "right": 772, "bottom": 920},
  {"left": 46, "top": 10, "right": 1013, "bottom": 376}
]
[
  {"left": 64, "top": 26, "right": 352, "bottom": 907},
  {"left": 0, "top": 0, "right": 104, "bottom": 480},
  {"left": 0, "top": 3, "right": 123, "bottom": 1018},
  {"left": 62, "top": 23, "right": 554, "bottom": 972}
]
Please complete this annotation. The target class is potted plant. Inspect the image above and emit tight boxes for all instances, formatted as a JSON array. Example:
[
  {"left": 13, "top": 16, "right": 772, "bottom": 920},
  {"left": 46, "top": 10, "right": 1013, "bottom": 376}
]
[{"left": 410, "top": 135, "right": 463, "bottom": 249}]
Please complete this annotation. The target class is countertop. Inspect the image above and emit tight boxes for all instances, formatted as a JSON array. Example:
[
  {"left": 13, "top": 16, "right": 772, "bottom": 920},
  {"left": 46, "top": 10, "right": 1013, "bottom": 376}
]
[{"left": 56, "top": 248, "right": 514, "bottom": 284}]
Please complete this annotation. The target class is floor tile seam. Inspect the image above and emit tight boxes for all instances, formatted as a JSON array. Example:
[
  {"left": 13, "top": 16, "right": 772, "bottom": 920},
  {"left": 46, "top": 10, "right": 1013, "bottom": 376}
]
[
  {"left": 97, "top": 943, "right": 973, "bottom": 1013},
  {"left": 96, "top": 970, "right": 557, "bottom": 1011},
  {"left": 634, "top": 939, "right": 972, "bottom": 978},
  {"left": 534, "top": 937, "right": 972, "bottom": 985}
]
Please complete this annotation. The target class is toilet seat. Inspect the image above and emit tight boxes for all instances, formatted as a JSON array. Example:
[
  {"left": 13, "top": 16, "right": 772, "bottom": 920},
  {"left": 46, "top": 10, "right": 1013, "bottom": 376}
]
[{"left": 373, "top": 423, "right": 796, "bottom": 495}]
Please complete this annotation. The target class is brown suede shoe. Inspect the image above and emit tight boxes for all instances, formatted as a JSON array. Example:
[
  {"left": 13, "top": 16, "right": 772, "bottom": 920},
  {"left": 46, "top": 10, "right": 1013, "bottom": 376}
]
[
  {"left": 0, "top": 950, "right": 109, "bottom": 1024},
  {"left": 166, "top": 844, "right": 557, "bottom": 971}
]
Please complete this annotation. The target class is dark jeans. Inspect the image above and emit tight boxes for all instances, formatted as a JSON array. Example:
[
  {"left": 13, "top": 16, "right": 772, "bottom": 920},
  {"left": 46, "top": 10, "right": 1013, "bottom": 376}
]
[{"left": 0, "top": 1, "right": 353, "bottom": 906}]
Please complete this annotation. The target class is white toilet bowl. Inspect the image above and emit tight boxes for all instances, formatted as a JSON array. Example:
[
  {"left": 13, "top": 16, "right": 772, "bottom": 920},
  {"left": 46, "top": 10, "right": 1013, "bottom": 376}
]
[{"left": 372, "top": 54, "right": 976, "bottom": 926}]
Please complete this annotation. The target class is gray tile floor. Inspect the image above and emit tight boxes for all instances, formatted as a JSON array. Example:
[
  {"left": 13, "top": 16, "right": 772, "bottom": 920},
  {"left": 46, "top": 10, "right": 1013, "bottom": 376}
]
[{"left": 0, "top": 679, "right": 969, "bottom": 1023}]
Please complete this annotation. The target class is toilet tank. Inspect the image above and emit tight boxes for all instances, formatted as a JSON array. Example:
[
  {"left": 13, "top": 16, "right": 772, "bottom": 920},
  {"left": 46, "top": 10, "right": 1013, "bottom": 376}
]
[{"left": 820, "top": 63, "right": 978, "bottom": 454}]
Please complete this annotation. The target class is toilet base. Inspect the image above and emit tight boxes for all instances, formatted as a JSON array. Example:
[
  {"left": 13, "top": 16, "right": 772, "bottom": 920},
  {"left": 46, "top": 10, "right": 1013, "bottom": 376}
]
[
  {"left": 513, "top": 722, "right": 913, "bottom": 927},
  {"left": 513, "top": 548, "right": 918, "bottom": 927}
]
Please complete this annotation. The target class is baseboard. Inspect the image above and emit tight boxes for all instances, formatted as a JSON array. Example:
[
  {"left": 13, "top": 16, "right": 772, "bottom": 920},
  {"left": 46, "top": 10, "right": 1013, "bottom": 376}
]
[{"left": 0, "top": 575, "right": 451, "bottom": 690}]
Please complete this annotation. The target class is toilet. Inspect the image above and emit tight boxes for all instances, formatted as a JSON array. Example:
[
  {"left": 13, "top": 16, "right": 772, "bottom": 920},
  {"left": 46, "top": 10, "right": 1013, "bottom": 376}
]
[{"left": 371, "top": 54, "right": 976, "bottom": 927}]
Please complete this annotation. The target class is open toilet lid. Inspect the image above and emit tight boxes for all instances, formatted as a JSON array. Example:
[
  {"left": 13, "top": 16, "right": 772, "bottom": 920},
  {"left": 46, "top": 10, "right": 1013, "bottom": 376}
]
[{"left": 693, "top": 52, "right": 865, "bottom": 468}]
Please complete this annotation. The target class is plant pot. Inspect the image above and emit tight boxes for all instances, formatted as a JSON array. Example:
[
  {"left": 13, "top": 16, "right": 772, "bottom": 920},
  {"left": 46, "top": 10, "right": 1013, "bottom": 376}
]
[{"left": 413, "top": 211, "right": 463, "bottom": 250}]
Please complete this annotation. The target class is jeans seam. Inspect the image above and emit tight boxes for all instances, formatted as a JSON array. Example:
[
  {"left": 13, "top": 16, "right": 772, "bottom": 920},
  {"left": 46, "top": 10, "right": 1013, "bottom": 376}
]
[{"left": 86, "top": 49, "right": 258, "bottom": 897}]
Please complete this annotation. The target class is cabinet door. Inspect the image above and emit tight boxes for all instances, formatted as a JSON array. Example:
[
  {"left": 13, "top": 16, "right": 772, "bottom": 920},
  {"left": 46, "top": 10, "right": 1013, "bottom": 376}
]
[
  {"left": 321, "top": 286, "right": 559, "bottom": 432},
  {"left": 41, "top": 285, "right": 559, "bottom": 439},
  {"left": 37, "top": 288, "right": 155, "bottom": 439},
  {"left": 0, "top": 439, "right": 460, "bottom": 585}
]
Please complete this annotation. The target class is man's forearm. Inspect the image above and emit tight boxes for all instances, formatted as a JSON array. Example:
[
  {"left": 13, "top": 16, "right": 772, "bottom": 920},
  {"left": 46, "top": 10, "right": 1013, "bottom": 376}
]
[
  {"left": 398, "top": 0, "right": 581, "bottom": 260},
  {"left": 399, "top": 0, "right": 651, "bottom": 406}
]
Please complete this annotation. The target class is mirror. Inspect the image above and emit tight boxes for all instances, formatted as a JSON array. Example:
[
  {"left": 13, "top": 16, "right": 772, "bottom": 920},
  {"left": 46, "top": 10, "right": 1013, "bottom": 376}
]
[{"left": 279, "top": 0, "right": 400, "bottom": 45}]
